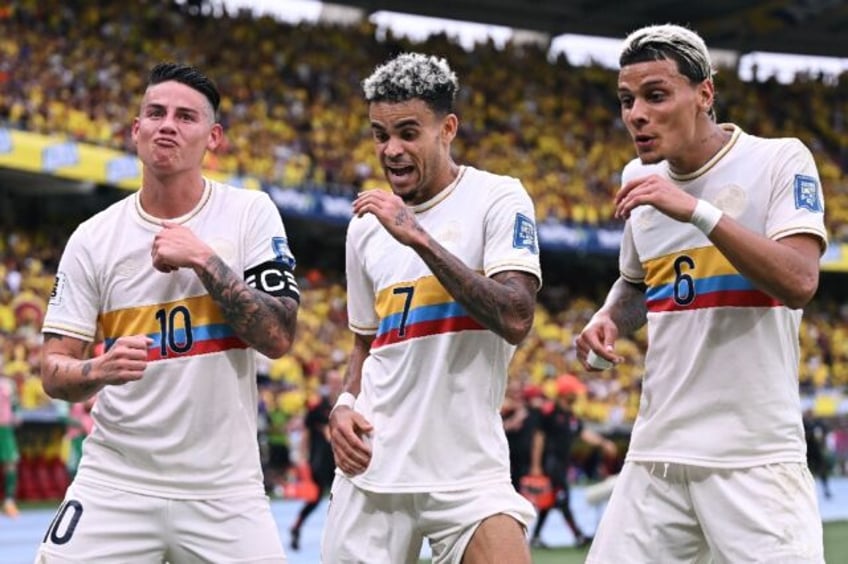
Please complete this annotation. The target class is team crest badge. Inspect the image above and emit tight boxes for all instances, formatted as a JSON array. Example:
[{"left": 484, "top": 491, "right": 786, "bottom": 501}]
[
  {"left": 513, "top": 213, "right": 538, "bottom": 254},
  {"left": 794, "top": 174, "right": 823, "bottom": 212}
]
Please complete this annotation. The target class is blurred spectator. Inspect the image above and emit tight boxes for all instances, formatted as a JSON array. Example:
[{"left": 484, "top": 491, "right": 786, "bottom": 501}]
[
  {"left": 0, "top": 368, "right": 20, "bottom": 517},
  {"left": 528, "top": 374, "right": 616, "bottom": 548},
  {"left": 289, "top": 369, "right": 341, "bottom": 551}
]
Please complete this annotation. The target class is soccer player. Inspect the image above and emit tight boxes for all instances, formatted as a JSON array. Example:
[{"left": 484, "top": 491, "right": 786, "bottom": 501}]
[
  {"left": 323, "top": 52, "right": 541, "bottom": 563},
  {"left": 38, "top": 63, "right": 299, "bottom": 562},
  {"left": 576, "top": 24, "right": 827, "bottom": 562}
]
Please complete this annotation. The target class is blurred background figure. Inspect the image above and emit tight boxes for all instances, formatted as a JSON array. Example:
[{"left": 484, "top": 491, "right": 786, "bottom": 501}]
[
  {"left": 289, "top": 369, "right": 341, "bottom": 551},
  {"left": 502, "top": 379, "right": 542, "bottom": 491},
  {"left": 805, "top": 407, "right": 834, "bottom": 500},
  {"left": 529, "top": 373, "right": 617, "bottom": 548},
  {"left": 0, "top": 366, "right": 21, "bottom": 517},
  {"left": 64, "top": 395, "right": 95, "bottom": 481}
]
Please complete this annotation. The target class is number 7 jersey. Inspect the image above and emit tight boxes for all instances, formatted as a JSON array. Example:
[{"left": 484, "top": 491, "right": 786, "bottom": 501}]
[
  {"left": 42, "top": 179, "right": 295, "bottom": 498},
  {"left": 345, "top": 166, "right": 542, "bottom": 492},
  {"left": 620, "top": 125, "right": 827, "bottom": 468}
]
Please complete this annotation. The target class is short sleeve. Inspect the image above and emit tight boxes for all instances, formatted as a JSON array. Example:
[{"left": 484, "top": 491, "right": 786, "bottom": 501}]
[
  {"left": 483, "top": 180, "right": 542, "bottom": 284},
  {"left": 619, "top": 221, "right": 645, "bottom": 283},
  {"left": 244, "top": 193, "right": 296, "bottom": 271},
  {"left": 766, "top": 139, "right": 828, "bottom": 250},
  {"left": 345, "top": 220, "right": 378, "bottom": 335},
  {"left": 42, "top": 226, "right": 99, "bottom": 341}
]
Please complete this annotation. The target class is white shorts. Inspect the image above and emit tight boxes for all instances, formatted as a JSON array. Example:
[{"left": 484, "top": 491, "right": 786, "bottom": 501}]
[
  {"left": 586, "top": 461, "right": 824, "bottom": 564},
  {"left": 320, "top": 474, "right": 536, "bottom": 564},
  {"left": 34, "top": 480, "right": 287, "bottom": 563}
]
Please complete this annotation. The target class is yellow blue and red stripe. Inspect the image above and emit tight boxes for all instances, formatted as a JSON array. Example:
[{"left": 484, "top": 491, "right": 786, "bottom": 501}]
[
  {"left": 99, "top": 294, "right": 247, "bottom": 361},
  {"left": 372, "top": 275, "right": 484, "bottom": 348},
  {"left": 644, "top": 246, "right": 781, "bottom": 313}
]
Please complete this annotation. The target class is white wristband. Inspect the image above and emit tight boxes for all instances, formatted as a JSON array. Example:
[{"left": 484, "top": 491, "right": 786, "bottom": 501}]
[
  {"left": 331, "top": 392, "right": 356, "bottom": 415},
  {"left": 690, "top": 199, "right": 723, "bottom": 235}
]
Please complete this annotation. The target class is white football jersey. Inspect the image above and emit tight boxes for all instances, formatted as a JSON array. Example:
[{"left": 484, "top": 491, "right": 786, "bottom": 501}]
[
  {"left": 346, "top": 166, "right": 541, "bottom": 492},
  {"left": 43, "top": 179, "right": 296, "bottom": 498},
  {"left": 620, "top": 125, "right": 827, "bottom": 467}
]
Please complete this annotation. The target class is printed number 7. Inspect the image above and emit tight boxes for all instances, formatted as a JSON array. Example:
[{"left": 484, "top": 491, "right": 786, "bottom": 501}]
[{"left": 393, "top": 286, "right": 414, "bottom": 337}]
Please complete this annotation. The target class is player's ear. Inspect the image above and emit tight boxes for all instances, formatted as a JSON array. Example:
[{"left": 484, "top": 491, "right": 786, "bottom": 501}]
[
  {"left": 697, "top": 79, "right": 715, "bottom": 117},
  {"left": 441, "top": 113, "right": 458, "bottom": 143},
  {"left": 207, "top": 123, "right": 224, "bottom": 152}
]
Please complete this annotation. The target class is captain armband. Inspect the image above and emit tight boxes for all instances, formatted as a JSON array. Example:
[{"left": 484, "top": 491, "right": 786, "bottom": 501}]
[{"left": 245, "top": 261, "right": 301, "bottom": 303}]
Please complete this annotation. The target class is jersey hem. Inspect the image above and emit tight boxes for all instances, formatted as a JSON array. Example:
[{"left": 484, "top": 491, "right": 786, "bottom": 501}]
[
  {"left": 346, "top": 470, "right": 509, "bottom": 493},
  {"left": 41, "top": 324, "right": 95, "bottom": 341},
  {"left": 625, "top": 451, "right": 806, "bottom": 469},
  {"left": 75, "top": 473, "right": 266, "bottom": 500}
]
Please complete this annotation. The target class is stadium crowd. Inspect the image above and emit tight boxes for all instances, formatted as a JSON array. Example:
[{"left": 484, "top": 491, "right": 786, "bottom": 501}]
[
  {"left": 1, "top": 0, "right": 847, "bottom": 505},
  {"left": 2, "top": 0, "right": 848, "bottom": 235}
]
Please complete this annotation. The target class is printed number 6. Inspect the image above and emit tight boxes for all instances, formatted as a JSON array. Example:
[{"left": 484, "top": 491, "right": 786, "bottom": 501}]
[{"left": 673, "top": 255, "right": 696, "bottom": 306}]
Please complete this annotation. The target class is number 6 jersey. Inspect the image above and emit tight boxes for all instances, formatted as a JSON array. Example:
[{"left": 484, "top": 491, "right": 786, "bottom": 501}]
[
  {"left": 620, "top": 125, "right": 827, "bottom": 468},
  {"left": 42, "top": 179, "right": 296, "bottom": 498}
]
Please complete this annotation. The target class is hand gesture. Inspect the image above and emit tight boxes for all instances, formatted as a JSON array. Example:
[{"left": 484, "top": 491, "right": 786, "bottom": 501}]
[
  {"left": 151, "top": 222, "right": 213, "bottom": 273},
  {"left": 329, "top": 406, "right": 374, "bottom": 476},
  {"left": 352, "top": 190, "right": 426, "bottom": 247},
  {"left": 96, "top": 335, "right": 152, "bottom": 386},
  {"left": 575, "top": 314, "right": 622, "bottom": 371},
  {"left": 615, "top": 174, "right": 698, "bottom": 222}
]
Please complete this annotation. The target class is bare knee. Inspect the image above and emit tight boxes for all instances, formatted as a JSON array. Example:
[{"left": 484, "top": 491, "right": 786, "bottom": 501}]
[{"left": 462, "top": 513, "right": 530, "bottom": 564}]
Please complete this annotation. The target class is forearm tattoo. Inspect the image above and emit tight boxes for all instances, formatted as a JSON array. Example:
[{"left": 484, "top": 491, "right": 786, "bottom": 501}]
[
  {"left": 198, "top": 255, "right": 297, "bottom": 353},
  {"left": 43, "top": 334, "right": 100, "bottom": 401},
  {"left": 606, "top": 279, "right": 647, "bottom": 336},
  {"left": 417, "top": 235, "right": 536, "bottom": 343}
]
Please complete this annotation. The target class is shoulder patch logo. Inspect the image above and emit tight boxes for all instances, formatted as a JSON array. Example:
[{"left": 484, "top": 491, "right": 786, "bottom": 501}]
[
  {"left": 794, "top": 174, "right": 823, "bottom": 212},
  {"left": 513, "top": 213, "right": 538, "bottom": 254},
  {"left": 49, "top": 272, "right": 67, "bottom": 306},
  {"left": 272, "top": 236, "right": 296, "bottom": 269}
]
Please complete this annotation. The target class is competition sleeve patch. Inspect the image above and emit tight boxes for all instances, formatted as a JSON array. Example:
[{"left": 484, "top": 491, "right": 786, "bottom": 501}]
[
  {"left": 272, "top": 236, "right": 296, "bottom": 269},
  {"left": 49, "top": 272, "right": 67, "bottom": 306},
  {"left": 794, "top": 174, "right": 823, "bottom": 212},
  {"left": 513, "top": 213, "right": 538, "bottom": 254}
]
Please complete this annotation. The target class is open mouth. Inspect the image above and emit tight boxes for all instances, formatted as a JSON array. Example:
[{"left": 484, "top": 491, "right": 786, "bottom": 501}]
[
  {"left": 634, "top": 135, "right": 655, "bottom": 150},
  {"left": 387, "top": 165, "right": 415, "bottom": 178}
]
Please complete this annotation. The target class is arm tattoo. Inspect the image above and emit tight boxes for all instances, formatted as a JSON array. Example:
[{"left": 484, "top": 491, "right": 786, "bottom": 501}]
[
  {"left": 414, "top": 234, "right": 537, "bottom": 344},
  {"left": 604, "top": 278, "right": 647, "bottom": 336},
  {"left": 45, "top": 351, "right": 99, "bottom": 402},
  {"left": 197, "top": 255, "right": 297, "bottom": 356}
]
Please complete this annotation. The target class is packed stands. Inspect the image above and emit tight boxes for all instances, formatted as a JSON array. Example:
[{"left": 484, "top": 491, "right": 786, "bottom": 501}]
[{"left": 1, "top": 1, "right": 847, "bottom": 500}]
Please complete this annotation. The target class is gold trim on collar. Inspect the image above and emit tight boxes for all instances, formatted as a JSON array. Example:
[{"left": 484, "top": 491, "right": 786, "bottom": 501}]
[
  {"left": 669, "top": 124, "right": 741, "bottom": 182},
  {"left": 135, "top": 178, "right": 213, "bottom": 226}
]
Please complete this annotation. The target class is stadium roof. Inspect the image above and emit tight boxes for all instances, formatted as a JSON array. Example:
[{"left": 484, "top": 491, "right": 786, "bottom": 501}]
[{"left": 333, "top": 0, "right": 848, "bottom": 58}]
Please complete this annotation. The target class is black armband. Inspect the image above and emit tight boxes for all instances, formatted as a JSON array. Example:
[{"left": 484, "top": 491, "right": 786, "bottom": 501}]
[{"left": 245, "top": 261, "right": 300, "bottom": 303}]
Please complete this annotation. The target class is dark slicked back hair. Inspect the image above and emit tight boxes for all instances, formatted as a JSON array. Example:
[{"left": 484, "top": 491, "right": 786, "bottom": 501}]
[
  {"left": 362, "top": 53, "right": 458, "bottom": 116},
  {"left": 148, "top": 62, "right": 220, "bottom": 118}
]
